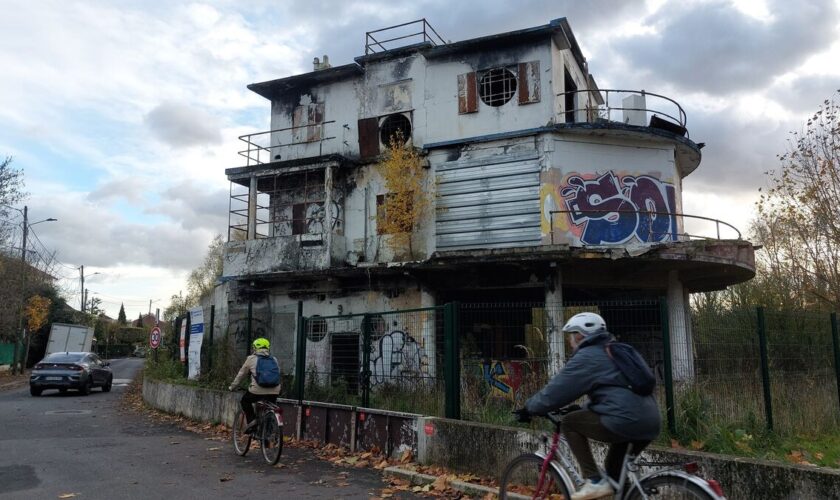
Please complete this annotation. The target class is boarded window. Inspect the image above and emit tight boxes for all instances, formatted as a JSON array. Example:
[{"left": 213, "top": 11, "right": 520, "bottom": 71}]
[
  {"left": 358, "top": 117, "right": 380, "bottom": 159},
  {"left": 457, "top": 72, "right": 478, "bottom": 114},
  {"left": 376, "top": 193, "right": 413, "bottom": 234},
  {"left": 292, "top": 103, "right": 325, "bottom": 143},
  {"left": 517, "top": 61, "right": 540, "bottom": 104}
]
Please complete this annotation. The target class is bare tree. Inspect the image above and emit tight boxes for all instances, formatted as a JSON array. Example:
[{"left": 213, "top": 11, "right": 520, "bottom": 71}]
[{"left": 756, "top": 90, "right": 840, "bottom": 308}]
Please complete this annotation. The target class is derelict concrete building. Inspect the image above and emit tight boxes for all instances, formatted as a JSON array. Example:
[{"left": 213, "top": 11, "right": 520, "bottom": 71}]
[{"left": 215, "top": 18, "right": 755, "bottom": 380}]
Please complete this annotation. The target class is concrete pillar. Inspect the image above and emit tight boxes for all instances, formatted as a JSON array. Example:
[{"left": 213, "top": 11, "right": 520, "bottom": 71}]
[
  {"left": 545, "top": 266, "right": 565, "bottom": 376},
  {"left": 247, "top": 175, "right": 257, "bottom": 240},
  {"left": 324, "top": 166, "right": 334, "bottom": 261},
  {"left": 667, "top": 270, "right": 695, "bottom": 381},
  {"left": 421, "top": 287, "right": 437, "bottom": 379}
]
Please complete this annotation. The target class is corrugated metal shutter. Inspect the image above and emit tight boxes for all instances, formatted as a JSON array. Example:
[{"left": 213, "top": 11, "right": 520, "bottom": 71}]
[{"left": 436, "top": 150, "right": 541, "bottom": 250}]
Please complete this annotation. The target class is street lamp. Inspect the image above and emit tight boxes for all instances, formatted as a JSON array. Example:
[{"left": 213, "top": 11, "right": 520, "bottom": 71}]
[{"left": 11, "top": 206, "right": 57, "bottom": 375}]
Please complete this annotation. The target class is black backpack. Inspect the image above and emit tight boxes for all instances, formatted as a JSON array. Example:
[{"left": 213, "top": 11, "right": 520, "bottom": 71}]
[
  {"left": 254, "top": 354, "right": 281, "bottom": 388},
  {"left": 605, "top": 342, "right": 656, "bottom": 396}
]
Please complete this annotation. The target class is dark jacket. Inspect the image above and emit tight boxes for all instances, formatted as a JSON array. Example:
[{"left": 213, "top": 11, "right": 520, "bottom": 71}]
[{"left": 524, "top": 332, "right": 661, "bottom": 441}]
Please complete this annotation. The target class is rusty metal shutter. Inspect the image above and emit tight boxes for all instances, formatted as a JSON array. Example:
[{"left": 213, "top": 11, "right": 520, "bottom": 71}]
[
  {"left": 436, "top": 150, "right": 541, "bottom": 250},
  {"left": 457, "top": 72, "right": 478, "bottom": 114},
  {"left": 518, "top": 61, "right": 540, "bottom": 104},
  {"left": 358, "top": 117, "right": 380, "bottom": 159}
]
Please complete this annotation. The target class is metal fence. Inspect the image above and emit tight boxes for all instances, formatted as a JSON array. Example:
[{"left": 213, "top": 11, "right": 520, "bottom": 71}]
[{"left": 298, "top": 307, "right": 447, "bottom": 417}]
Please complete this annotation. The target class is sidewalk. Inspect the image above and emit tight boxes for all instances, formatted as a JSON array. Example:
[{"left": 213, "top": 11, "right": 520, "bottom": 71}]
[{"left": 0, "top": 368, "right": 29, "bottom": 392}]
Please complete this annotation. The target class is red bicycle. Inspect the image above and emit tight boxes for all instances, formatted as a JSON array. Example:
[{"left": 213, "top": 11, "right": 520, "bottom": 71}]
[
  {"left": 232, "top": 399, "right": 285, "bottom": 465},
  {"left": 499, "top": 408, "right": 727, "bottom": 499}
]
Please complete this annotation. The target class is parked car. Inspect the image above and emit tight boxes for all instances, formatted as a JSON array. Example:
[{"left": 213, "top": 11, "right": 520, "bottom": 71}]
[
  {"left": 29, "top": 352, "right": 113, "bottom": 396},
  {"left": 132, "top": 346, "right": 147, "bottom": 358}
]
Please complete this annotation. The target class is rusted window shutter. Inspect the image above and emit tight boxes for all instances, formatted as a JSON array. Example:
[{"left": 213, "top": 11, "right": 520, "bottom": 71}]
[
  {"left": 358, "top": 117, "right": 380, "bottom": 159},
  {"left": 518, "top": 61, "right": 541, "bottom": 104},
  {"left": 457, "top": 72, "right": 478, "bottom": 114}
]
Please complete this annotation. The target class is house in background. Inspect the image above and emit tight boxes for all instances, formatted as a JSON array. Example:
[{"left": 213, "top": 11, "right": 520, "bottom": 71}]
[{"left": 214, "top": 18, "right": 755, "bottom": 384}]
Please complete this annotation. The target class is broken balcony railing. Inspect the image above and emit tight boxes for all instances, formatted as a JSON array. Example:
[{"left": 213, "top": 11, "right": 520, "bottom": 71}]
[
  {"left": 365, "top": 19, "right": 446, "bottom": 55},
  {"left": 557, "top": 89, "right": 688, "bottom": 138},
  {"left": 549, "top": 209, "right": 741, "bottom": 245},
  {"left": 228, "top": 195, "right": 344, "bottom": 241},
  {"left": 238, "top": 121, "right": 337, "bottom": 167}
]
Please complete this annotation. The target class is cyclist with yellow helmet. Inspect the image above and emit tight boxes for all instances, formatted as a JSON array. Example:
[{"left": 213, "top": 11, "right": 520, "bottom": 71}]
[{"left": 229, "top": 338, "right": 282, "bottom": 433}]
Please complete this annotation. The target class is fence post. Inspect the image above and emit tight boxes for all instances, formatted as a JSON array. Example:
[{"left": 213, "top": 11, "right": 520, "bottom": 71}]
[
  {"left": 294, "top": 301, "right": 306, "bottom": 403},
  {"left": 757, "top": 306, "right": 773, "bottom": 432},
  {"left": 361, "top": 314, "right": 372, "bottom": 408},
  {"left": 444, "top": 302, "right": 461, "bottom": 420},
  {"left": 247, "top": 300, "right": 253, "bottom": 346},
  {"left": 831, "top": 313, "right": 840, "bottom": 414},
  {"left": 208, "top": 305, "right": 215, "bottom": 372},
  {"left": 659, "top": 297, "right": 676, "bottom": 436},
  {"left": 183, "top": 314, "right": 191, "bottom": 379}
]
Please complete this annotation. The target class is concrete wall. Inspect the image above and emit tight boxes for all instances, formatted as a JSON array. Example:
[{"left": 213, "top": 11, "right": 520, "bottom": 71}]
[{"left": 142, "top": 379, "right": 840, "bottom": 499}]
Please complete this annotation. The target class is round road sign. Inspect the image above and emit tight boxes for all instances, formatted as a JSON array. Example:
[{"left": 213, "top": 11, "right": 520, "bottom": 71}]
[{"left": 150, "top": 326, "right": 162, "bottom": 349}]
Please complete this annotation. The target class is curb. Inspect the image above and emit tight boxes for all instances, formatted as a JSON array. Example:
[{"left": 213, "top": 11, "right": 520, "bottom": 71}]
[{"left": 384, "top": 466, "right": 499, "bottom": 498}]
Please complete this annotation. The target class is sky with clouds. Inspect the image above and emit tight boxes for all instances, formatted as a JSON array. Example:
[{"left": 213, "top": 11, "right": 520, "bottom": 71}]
[{"left": 1, "top": 0, "right": 838, "bottom": 318}]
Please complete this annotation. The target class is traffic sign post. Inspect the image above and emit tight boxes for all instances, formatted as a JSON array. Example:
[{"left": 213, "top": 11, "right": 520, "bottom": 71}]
[{"left": 150, "top": 325, "right": 161, "bottom": 363}]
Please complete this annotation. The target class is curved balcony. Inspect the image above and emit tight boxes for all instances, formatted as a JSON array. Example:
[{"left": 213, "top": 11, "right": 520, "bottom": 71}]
[
  {"left": 548, "top": 209, "right": 741, "bottom": 246},
  {"left": 557, "top": 89, "right": 689, "bottom": 138}
]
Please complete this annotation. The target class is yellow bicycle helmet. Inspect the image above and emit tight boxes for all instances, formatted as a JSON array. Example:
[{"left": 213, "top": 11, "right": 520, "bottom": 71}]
[{"left": 252, "top": 338, "right": 270, "bottom": 350}]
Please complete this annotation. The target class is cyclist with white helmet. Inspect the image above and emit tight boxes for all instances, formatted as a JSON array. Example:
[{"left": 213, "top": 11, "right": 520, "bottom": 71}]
[
  {"left": 517, "top": 312, "right": 661, "bottom": 500},
  {"left": 229, "top": 338, "right": 282, "bottom": 433}
]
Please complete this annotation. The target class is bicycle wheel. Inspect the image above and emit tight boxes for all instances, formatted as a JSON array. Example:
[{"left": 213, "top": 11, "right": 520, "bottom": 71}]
[
  {"left": 232, "top": 409, "right": 252, "bottom": 456},
  {"left": 625, "top": 475, "right": 716, "bottom": 499},
  {"left": 260, "top": 412, "right": 284, "bottom": 465},
  {"left": 499, "top": 453, "right": 572, "bottom": 500}
]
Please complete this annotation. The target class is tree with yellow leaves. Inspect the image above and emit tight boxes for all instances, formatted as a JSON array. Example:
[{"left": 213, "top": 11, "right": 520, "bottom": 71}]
[
  {"left": 25, "top": 295, "right": 51, "bottom": 336},
  {"left": 375, "top": 131, "right": 431, "bottom": 259}
]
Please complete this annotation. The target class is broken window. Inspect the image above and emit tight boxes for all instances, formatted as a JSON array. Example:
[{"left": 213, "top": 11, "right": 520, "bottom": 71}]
[
  {"left": 564, "top": 67, "right": 577, "bottom": 123},
  {"left": 293, "top": 102, "right": 325, "bottom": 143},
  {"left": 379, "top": 113, "right": 412, "bottom": 147},
  {"left": 376, "top": 193, "right": 413, "bottom": 234},
  {"left": 479, "top": 67, "right": 517, "bottom": 107}
]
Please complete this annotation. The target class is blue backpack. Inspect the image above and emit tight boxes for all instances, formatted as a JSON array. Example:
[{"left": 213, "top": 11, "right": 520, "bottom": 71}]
[
  {"left": 605, "top": 342, "right": 656, "bottom": 396},
  {"left": 255, "top": 354, "right": 281, "bottom": 388}
]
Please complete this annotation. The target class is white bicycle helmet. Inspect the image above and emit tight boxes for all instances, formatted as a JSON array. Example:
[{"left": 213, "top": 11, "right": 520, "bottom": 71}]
[{"left": 561, "top": 312, "right": 607, "bottom": 336}]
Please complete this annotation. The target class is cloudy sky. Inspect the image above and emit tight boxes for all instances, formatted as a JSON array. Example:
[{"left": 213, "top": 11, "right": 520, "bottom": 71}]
[{"left": 1, "top": 0, "right": 838, "bottom": 318}]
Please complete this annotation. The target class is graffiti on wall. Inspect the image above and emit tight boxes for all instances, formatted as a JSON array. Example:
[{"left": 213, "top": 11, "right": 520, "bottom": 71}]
[
  {"left": 371, "top": 330, "right": 429, "bottom": 386},
  {"left": 542, "top": 170, "right": 678, "bottom": 245},
  {"left": 304, "top": 200, "right": 341, "bottom": 234},
  {"left": 480, "top": 360, "right": 525, "bottom": 400}
]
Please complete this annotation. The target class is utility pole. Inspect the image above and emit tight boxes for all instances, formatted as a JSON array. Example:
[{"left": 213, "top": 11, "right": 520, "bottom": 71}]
[
  {"left": 80, "top": 265, "right": 85, "bottom": 312},
  {"left": 11, "top": 207, "right": 28, "bottom": 375},
  {"left": 149, "top": 299, "right": 152, "bottom": 315},
  {"left": 84, "top": 289, "right": 89, "bottom": 313}
]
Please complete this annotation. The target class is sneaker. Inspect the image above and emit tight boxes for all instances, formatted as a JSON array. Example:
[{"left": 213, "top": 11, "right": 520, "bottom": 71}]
[{"left": 571, "top": 479, "right": 614, "bottom": 500}]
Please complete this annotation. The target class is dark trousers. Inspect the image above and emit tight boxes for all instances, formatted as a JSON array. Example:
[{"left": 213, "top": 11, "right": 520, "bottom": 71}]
[
  {"left": 561, "top": 409, "right": 650, "bottom": 481},
  {"left": 240, "top": 391, "right": 276, "bottom": 425}
]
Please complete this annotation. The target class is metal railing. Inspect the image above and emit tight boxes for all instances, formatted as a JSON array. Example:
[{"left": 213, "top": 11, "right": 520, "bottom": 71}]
[
  {"left": 365, "top": 19, "right": 446, "bottom": 55},
  {"left": 549, "top": 209, "right": 741, "bottom": 245},
  {"left": 237, "top": 121, "right": 337, "bottom": 167},
  {"left": 557, "top": 89, "right": 688, "bottom": 137}
]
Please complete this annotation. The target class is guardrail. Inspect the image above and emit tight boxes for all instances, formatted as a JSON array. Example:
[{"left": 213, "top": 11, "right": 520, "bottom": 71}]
[
  {"left": 237, "top": 121, "right": 337, "bottom": 167},
  {"left": 365, "top": 19, "right": 446, "bottom": 55},
  {"left": 549, "top": 209, "right": 741, "bottom": 245},
  {"left": 557, "top": 89, "right": 688, "bottom": 137}
]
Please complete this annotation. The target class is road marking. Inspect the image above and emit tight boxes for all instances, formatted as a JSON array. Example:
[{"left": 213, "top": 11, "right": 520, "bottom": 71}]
[
  {"left": 112, "top": 379, "right": 132, "bottom": 385},
  {"left": 45, "top": 410, "right": 92, "bottom": 415}
]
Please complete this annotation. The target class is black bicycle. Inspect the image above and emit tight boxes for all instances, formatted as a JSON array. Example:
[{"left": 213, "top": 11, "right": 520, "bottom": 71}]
[{"left": 232, "top": 399, "right": 285, "bottom": 465}]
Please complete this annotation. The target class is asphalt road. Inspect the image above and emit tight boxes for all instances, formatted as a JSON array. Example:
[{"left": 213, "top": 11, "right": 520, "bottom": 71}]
[{"left": 0, "top": 358, "right": 420, "bottom": 499}]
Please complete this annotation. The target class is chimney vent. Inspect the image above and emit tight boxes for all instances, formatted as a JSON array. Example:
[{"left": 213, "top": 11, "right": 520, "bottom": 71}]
[{"left": 313, "top": 57, "right": 320, "bottom": 71}]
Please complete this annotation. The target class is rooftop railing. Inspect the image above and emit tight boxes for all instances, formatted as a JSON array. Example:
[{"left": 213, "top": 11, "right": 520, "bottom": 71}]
[
  {"left": 237, "top": 121, "right": 337, "bottom": 167},
  {"left": 558, "top": 89, "right": 688, "bottom": 138},
  {"left": 549, "top": 209, "right": 741, "bottom": 245},
  {"left": 365, "top": 19, "right": 446, "bottom": 55}
]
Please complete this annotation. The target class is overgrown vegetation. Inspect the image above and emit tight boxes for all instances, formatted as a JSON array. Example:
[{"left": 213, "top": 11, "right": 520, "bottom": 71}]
[{"left": 374, "top": 132, "right": 431, "bottom": 259}]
